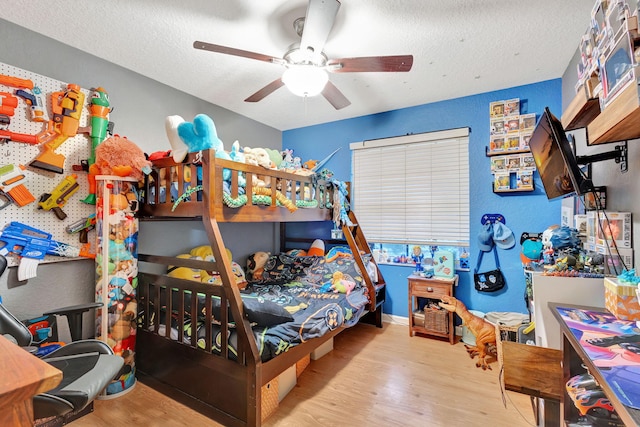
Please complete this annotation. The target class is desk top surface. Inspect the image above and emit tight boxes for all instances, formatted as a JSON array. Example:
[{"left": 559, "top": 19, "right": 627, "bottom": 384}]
[{"left": 550, "top": 302, "right": 640, "bottom": 426}]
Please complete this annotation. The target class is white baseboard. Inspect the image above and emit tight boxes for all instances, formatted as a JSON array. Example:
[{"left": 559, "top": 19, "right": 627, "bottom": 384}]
[{"left": 382, "top": 313, "right": 408, "bottom": 326}]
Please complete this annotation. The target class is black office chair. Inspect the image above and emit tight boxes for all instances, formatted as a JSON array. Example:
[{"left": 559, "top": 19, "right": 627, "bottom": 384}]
[{"left": 0, "top": 299, "right": 124, "bottom": 421}]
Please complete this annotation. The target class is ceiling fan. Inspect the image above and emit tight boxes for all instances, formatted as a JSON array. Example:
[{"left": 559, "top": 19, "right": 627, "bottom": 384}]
[{"left": 193, "top": 0, "right": 413, "bottom": 110}]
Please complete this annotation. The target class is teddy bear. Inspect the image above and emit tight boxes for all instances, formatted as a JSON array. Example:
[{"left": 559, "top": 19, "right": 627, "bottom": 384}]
[{"left": 243, "top": 146, "right": 275, "bottom": 187}]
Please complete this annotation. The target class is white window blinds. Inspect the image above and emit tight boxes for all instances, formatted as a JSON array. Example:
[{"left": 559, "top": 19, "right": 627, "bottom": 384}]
[{"left": 350, "top": 128, "right": 470, "bottom": 246}]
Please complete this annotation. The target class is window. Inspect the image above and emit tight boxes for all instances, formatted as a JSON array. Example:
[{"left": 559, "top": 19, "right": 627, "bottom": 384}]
[{"left": 350, "top": 128, "right": 470, "bottom": 267}]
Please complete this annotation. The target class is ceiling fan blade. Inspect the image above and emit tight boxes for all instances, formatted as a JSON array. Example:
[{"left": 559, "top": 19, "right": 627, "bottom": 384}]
[
  {"left": 300, "top": 0, "right": 341, "bottom": 56},
  {"left": 244, "top": 78, "right": 285, "bottom": 103},
  {"left": 322, "top": 81, "right": 350, "bottom": 110},
  {"left": 194, "top": 41, "right": 284, "bottom": 65},
  {"left": 327, "top": 55, "right": 414, "bottom": 73}
]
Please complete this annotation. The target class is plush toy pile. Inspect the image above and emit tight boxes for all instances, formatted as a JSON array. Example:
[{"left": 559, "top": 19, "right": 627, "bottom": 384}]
[{"left": 168, "top": 245, "right": 247, "bottom": 290}]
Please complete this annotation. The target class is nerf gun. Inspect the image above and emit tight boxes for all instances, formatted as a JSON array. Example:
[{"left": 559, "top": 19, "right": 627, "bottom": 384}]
[
  {"left": 15, "top": 87, "right": 48, "bottom": 122},
  {"left": 0, "top": 164, "right": 35, "bottom": 209},
  {"left": 66, "top": 214, "right": 96, "bottom": 243},
  {"left": 0, "top": 74, "right": 33, "bottom": 89},
  {"left": 0, "top": 92, "right": 18, "bottom": 116},
  {"left": 37, "top": 174, "right": 79, "bottom": 220},
  {"left": 0, "top": 222, "right": 93, "bottom": 281},
  {"left": 30, "top": 83, "right": 85, "bottom": 174},
  {"left": 79, "top": 87, "right": 112, "bottom": 204}
]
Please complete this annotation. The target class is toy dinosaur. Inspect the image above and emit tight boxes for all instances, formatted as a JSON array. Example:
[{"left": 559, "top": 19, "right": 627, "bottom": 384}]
[{"left": 438, "top": 295, "right": 497, "bottom": 370}]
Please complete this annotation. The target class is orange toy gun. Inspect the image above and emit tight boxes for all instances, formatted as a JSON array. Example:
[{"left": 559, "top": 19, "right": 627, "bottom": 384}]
[
  {"left": 30, "top": 84, "right": 85, "bottom": 174},
  {"left": 0, "top": 74, "right": 33, "bottom": 90},
  {"left": 0, "top": 164, "right": 35, "bottom": 208},
  {"left": 0, "top": 92, "right": 18, "bottom": 116}
]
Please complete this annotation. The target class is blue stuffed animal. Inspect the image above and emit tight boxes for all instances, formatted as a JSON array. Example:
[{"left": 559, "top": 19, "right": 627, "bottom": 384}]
[{"left": 177, "top": 114, "right": 232, "bottom": 181}]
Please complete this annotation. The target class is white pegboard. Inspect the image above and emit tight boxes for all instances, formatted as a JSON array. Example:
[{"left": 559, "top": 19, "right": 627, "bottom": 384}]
[{"left": 1, "top": 62, "right": 97, "bottom": 268}]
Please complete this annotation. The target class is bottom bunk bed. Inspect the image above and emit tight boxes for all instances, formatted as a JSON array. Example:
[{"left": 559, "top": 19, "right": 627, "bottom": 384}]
[{"left": 136, "top": 249, "right": 379, "bottom": 427}]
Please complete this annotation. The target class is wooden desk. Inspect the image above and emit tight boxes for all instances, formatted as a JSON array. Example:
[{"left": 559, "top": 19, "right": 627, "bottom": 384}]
[
  {"left": 408, "top": 274, "right": 457, "bottom": 344},
  {"left": 0, "top": 334, "right": 62, "bottom": 426},
  {"left": 550, "top": 302, "right": 640, "bottom": 426}
]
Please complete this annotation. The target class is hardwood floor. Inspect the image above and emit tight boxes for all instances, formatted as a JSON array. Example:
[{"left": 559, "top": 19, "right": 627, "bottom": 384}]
[{"left": 71, "top": 322, "right": 537, "bottom": 427}]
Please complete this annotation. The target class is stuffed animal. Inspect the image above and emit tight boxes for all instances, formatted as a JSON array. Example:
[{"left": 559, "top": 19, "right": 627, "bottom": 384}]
[
  {"left": 228, "top": 141, "right": 247, "bottom": 187},
  {"left": 177, "top": 114, "right": 233, "bottom": 181},
  {"left": 307, "top": 239, "right": 325, "bottom": 257},
  {"left": 167, "top": 254, "right": 202, "bottom": 281},
  {"left": 244, "top": 147, "right": 273, "bottom": 169},
  {"left": 329, "top": 271, "right": 356, "bottom": 295},
  {"left": 92, "top": 135, "right": 152, "bottom": 181},
  {"left": 165, "top": 115, "right": 188, "bottom": 162},
  {"left": 246, "top": 251, "right": 270, "bottom": 281}
]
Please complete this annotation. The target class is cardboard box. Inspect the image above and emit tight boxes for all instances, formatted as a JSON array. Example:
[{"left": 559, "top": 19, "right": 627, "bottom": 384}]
[
  {"left": 574, "top": 214, "right": 587, "bottom": 236},
  {"left": 586, "top": 211, "right": 597, "bottom": 245},
  {"left": 311, "top": 337, "right": 334, "bottom": 360},
  {"left": 277, "top": 364, "right": 297, "bottom": 402},
  {"left": 595, "top": 212, "right": 632, "bottom": 249},
  {"left": 604, "top": 277, "right": 640, "bottom": 321},
  {"left": 596, "top": 245, "right": 634, "bottom": 275}
]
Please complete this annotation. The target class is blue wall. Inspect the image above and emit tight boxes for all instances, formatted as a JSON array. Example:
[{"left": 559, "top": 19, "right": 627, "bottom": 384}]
[{"left": 283, "top": 79, "right": 563, "bottom": 317}]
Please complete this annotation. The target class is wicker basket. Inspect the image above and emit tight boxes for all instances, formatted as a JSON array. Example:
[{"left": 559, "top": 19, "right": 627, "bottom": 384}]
[
  {"left": 296, "top": 354, "right": 311, "bottom": 378},
  {"left": 424, "top": 308, "right": 448, "bottom": 334},
  {"left": 261, "top": 378, "right": 279, "bottom": 422}
]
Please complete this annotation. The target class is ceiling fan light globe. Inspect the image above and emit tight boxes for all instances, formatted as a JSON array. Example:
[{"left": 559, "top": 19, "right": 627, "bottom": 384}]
[{"left": 282, "top": 66, "right": 328, "bottom": 97}]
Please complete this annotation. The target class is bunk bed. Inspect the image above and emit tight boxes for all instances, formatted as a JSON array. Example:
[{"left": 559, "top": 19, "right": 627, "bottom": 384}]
[{"left": 135, "top": 149, "right": 386, "bottom": 427}]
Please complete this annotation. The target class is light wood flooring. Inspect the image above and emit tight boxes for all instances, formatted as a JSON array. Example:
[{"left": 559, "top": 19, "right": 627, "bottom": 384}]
[{"left": 71, "top": 322, "right": 537, "bottom": 427}]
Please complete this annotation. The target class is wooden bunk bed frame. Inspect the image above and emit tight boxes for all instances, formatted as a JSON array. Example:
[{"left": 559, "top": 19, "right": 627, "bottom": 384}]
[{"left": 135, "top": 150, "right": 386, "bottom": 427}]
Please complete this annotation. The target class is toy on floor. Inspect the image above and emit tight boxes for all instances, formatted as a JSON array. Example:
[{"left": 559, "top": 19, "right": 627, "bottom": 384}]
[{"left": 438, "top": 295, "right": 497, "bottom": 370}]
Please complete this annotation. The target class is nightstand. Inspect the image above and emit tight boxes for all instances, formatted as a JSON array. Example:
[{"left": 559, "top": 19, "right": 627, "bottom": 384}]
[{"left": 408, "top": 274, "right": 458, "bottom": 344}]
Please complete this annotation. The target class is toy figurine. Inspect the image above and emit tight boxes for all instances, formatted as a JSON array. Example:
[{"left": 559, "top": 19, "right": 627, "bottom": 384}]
[{"left": 411, "top": 245, "right": 424, "bottom": 272}]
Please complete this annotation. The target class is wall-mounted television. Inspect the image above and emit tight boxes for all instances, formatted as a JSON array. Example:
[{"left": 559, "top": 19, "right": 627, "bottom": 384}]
[{"left": 529, "top": 107, "right": 592, "bottom": 200}]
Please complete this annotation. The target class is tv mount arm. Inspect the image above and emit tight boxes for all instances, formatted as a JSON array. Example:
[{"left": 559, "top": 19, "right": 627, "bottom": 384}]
[{"left": 575, "top": 140, "right": 628, "bottom": 173}]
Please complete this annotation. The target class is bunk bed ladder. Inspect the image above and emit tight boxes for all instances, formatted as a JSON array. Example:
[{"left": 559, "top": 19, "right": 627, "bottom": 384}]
[{"left": 342, "top": 209, "right": 386, "bottom": 328}]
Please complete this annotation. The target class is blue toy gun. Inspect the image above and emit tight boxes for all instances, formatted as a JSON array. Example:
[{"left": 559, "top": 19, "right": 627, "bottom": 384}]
[{"left": 0, "top": 221, "right": 93, "bottom": 281}]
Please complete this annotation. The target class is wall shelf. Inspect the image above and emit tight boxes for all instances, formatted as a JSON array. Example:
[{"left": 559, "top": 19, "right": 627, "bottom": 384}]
[
  {"left": 485, "top": 147, "right": 530, "bottom": 157},
  {"left": 587, "top": 80, "right": 640, "bottom": 145},
  {"left": 561, "top": 85, "right": 600, "bottom": 131}
]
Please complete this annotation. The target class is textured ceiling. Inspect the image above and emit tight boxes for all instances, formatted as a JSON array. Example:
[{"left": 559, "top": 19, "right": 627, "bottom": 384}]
[{"left": 1, "top": 0, "right": 594, "bottom": 131}]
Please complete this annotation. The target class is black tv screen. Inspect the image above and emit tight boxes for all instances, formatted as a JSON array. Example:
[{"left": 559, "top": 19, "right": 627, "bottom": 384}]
[{"left": 529, "top": 107, "right": 591, "bottom": 200}]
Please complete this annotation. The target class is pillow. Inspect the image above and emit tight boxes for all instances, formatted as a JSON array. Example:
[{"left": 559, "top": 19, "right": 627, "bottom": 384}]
[
  {"left": 241, "top": 296, "right": 294, "bottom": 326},
  {"left": 164, "top": 291, "right": 292, "bottom": 326}
]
